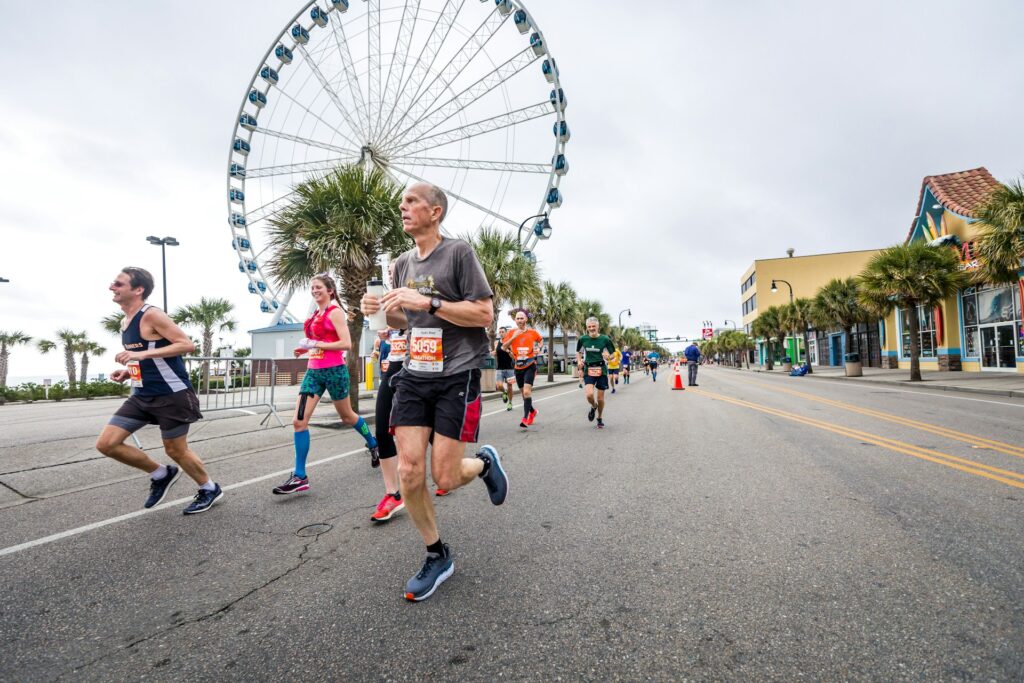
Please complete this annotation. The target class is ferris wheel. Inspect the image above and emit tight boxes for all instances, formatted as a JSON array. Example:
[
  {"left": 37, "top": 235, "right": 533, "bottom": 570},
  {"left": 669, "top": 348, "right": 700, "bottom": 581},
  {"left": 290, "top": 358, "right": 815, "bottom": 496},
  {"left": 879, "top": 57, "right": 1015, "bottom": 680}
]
[{"left": 227, "top": 0, "right": 569, "bottom": 324}]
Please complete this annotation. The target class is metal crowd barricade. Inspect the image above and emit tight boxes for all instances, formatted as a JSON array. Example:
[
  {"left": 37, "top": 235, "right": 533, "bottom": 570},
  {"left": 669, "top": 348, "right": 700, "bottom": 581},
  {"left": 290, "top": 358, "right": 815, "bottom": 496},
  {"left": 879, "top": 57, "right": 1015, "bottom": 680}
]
[
  {"left": 127, "top": 357, "right": 284, "bottom": 448},
  {"left": 187, "top": 356, "right": 285, "bottom": 427}
]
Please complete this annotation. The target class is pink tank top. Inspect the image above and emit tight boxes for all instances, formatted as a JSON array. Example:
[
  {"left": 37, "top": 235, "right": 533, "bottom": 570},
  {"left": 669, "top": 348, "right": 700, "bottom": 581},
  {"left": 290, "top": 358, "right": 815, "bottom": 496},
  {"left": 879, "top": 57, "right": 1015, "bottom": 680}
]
[{"left": 304, "top": 305, "right": 345, "bottom": 369}]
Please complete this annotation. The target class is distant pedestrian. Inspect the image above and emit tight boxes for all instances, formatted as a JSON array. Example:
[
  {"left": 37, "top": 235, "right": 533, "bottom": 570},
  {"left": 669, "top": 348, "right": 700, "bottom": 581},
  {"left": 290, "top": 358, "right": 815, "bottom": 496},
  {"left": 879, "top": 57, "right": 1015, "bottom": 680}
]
[{"left": 684, "top": 342, "right": 701, "bottom": 386}]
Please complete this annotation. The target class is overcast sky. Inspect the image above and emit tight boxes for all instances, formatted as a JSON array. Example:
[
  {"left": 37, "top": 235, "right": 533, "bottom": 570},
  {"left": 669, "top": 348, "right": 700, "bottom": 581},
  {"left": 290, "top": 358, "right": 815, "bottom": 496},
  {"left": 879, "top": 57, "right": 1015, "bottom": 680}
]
[{"left": 2, "top": 0, "right": 1023, "bottom": 380}]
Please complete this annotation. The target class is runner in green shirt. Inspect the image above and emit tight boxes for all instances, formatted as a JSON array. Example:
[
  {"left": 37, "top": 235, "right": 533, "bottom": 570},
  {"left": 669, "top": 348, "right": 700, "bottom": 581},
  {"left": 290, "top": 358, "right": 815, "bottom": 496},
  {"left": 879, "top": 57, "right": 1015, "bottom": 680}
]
[{"left": 575, "top": 317, "right": 616, "bottom": 429}]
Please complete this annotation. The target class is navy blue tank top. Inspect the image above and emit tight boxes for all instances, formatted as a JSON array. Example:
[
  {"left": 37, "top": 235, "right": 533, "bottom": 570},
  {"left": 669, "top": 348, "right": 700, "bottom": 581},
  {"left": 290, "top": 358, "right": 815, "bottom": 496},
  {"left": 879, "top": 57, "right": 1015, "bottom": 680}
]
[{"left": 122, "top": 304, "right": 192, "bottom": 396}]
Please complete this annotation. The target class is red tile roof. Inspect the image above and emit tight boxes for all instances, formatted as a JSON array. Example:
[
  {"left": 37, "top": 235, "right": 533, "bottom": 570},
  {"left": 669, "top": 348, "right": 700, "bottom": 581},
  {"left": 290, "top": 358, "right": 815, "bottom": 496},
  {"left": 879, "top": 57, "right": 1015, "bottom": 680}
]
[{"left": 906, "top": 167, "right": 1002, "bottom": 242}]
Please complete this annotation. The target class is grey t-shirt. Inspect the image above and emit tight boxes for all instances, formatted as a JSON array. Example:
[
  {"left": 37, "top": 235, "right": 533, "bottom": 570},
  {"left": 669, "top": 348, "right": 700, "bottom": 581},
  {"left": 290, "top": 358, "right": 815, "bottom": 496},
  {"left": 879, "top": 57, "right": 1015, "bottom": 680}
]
[{"left": 391, "top": 238, "right": 493, "bottom": 378}]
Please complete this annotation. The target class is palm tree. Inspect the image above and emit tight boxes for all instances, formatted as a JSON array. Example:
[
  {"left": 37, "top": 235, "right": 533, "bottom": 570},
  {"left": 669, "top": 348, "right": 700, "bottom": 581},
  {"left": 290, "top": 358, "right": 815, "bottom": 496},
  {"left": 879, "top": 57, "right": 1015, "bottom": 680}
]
[
  {"left": 264, "top": 164, "right": 408, "bottom": 413},
  {"left": 74, "top": 338, "right": 107, "bottom": 386},
  {"left": 973, "top": 178, "right": 1024, "bottom": 285},
  {"left": 173, "top": 298, "right": 237, "bottom": 391},
  {"left": 785, "top": 298, "right": 818, "bottom": 373},
  {"left": 464, "top": 225, "right": 540, "bottom": 344},
  {"left": 0, "top": 331, "right": 33, "bottom": 388},
  {"left": 751, "top": 306, "right": 784, "bottom": 370},
  {"left": 529, "top": 280, "right": 577, "bottom": 382},
  {"left": 859, "top": 242, "right": 966, "bottom": 381},
  {"left": 100, "top": 312, "right": 125, "bottom": 337},
  {"left": 814, "top": 278, "right": 871, "bottom": 373},
  {"left": 38, "top": 329, "right": 84, "bottom": 389}
]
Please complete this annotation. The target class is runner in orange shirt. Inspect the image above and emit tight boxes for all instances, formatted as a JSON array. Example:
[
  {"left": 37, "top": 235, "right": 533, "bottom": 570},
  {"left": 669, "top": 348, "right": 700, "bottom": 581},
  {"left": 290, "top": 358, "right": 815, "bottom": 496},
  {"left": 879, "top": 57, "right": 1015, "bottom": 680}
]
[{"left": 501, "top": 309, "right": 544, "bottom": 428}]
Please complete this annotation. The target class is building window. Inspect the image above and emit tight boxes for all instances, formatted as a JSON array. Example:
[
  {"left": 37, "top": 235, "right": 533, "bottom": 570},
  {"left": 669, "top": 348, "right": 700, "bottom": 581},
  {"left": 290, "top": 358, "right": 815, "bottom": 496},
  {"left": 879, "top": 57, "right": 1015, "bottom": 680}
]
[
  {"left": 900, "top": 305, "right": 937, "bottom": 358},
  {"left": 960, "top": 284, "right": 1023, "bottom": 363}
]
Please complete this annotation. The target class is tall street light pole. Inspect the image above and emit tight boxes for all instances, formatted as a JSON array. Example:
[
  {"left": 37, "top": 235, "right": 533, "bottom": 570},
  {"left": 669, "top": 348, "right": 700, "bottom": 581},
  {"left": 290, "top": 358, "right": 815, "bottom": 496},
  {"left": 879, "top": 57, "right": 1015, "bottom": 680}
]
[
  {"left": 618, "top": 308, "right": 631, "bottom": 328},
  {"left": 770, "top": 279, "right": 795, "bottom": 364},
  {"left": 724, "top": 319, "right": 738, "bottom": 330},
  {"left": 147, "top": 236, "right": 180, "bottom": 311}
]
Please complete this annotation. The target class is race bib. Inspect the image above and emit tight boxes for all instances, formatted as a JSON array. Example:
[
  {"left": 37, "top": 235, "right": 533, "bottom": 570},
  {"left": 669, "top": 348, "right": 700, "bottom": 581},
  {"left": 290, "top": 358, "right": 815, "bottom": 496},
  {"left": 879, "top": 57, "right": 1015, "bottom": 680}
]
[
  {"left": 389, "top": 336, "right": 408, "bottom": 361},
  {"left": 409, "top": 327, "right": 444, "bottom": 373},
  {"left": 308, "top": 347, "right": 324, "bottom": 360},
  {"left": 515, "top": 346, "right": 532, "bottom": 360},
  {"left": 587, "top": 366, "right": 603, "bottom": 377},
  {"left": 127, "top": 360, "right": 143, "bottom": 388}
]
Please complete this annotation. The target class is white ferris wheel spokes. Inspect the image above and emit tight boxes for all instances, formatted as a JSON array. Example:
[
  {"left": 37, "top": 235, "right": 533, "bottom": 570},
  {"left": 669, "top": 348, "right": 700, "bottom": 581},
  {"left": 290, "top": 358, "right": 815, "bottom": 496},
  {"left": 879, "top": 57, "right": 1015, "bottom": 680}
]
[{"left": 226, "top": 0, "right": 568, "bottom": 323}]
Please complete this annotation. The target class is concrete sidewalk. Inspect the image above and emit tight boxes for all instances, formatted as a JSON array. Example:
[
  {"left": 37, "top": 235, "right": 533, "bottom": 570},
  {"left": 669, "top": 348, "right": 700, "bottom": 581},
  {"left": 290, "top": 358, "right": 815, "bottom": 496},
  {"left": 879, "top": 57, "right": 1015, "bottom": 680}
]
[{"left": 739, "top": 364, "right": 1024, "bottom": 399}]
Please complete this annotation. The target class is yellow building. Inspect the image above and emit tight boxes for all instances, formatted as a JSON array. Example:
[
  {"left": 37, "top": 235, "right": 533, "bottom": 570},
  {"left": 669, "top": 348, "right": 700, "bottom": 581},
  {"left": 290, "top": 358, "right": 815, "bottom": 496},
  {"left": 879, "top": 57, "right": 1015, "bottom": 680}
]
[
  {"left": 740, "top": 249, "right": 881, "bottom": 366},
  {"left": 879, "top": 168, "right": 1023, "bottom": 373}
]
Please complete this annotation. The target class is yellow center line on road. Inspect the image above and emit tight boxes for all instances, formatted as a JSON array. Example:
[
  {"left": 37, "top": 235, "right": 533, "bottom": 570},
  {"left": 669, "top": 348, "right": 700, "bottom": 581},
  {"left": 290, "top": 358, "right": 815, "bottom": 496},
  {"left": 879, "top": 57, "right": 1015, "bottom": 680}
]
[
  {"left": 731, "top": 376, "right": 1024, "bottom": 460},
  {"left": 688, "top": 388, "right": 1024, "bottom": 490}
]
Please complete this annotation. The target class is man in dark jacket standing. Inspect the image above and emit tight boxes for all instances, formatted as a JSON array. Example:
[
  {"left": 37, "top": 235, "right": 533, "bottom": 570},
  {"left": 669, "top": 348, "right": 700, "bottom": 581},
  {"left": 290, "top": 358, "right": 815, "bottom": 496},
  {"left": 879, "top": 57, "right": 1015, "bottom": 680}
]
[{"left": 684, "top": 341, "right": 701, "bottom": 386}]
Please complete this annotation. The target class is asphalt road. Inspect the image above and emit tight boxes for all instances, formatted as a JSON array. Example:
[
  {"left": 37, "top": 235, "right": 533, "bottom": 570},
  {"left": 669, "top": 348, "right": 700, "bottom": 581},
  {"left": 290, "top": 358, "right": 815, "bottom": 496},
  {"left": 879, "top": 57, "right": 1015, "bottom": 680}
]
[{"left": 1, "top": 367, "right": 1022, "bottom": 681}]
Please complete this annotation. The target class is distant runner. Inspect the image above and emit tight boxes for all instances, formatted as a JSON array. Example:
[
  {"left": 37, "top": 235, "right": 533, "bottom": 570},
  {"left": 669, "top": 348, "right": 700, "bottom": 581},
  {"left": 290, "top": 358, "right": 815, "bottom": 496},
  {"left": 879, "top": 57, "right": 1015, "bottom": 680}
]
[
  {"left": 501, "top": 309, "right": 543, "bottom": 428},
  {"left": 621, "top": 346, "right": 633, "bottom": 385},
  {"left": 647, "top": 352, "right": 660, "bottom": 382},
  {"left": 96, "top": 267, "right": 223, "bottom": 515},
  {"left": 607, "top": 347, "right": 622, "bottom": 394},
  {"left": 494, "top": 325, "right": 516, "bottom": 412},
  {"left": 576, "top": 317, "right": 615, "bottom": 429}
]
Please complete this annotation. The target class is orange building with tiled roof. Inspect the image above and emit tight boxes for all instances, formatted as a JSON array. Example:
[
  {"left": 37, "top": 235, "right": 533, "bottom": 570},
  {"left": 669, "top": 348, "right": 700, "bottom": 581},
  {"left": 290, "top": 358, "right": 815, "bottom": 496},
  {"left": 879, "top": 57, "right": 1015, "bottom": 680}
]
[{"left": 879, "top": 167, "right": 1024, "bottom": 373}]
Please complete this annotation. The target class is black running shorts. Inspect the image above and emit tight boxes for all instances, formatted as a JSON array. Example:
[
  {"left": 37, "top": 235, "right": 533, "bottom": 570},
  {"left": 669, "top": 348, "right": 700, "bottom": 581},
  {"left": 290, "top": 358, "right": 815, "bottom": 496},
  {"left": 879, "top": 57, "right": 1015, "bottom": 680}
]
[
  {"left": 109, "top": 390, "right": 203, "bottom": 440},
  {"left": 514, "top": 364, "right": 537, "bottom": 389},
  {"left": 390, "top": 369, "right": 483, "bottom": 443}
]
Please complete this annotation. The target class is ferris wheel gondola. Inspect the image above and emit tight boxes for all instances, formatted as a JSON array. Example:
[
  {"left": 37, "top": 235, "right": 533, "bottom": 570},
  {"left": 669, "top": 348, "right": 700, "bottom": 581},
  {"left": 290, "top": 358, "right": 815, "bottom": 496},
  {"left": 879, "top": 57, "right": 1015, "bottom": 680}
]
[{"left": 226, "top": 0, "right": 568, "bottom": 323}]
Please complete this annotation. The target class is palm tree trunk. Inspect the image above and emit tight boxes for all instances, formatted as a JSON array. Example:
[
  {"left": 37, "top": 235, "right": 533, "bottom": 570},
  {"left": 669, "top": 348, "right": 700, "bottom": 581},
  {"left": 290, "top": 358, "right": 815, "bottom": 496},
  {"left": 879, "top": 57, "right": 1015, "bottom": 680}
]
[
  {"left": 765, "top": 341, "right": 774, "bottom": 371},
  {"left": 64, "top": 346, "right": 77, "bottom": 390},
  {"left": 80, "top": 352, "right": 89, "bottom": 386},
  {"left": 346, "top": 314, "right": 363, "bottom": 414},
  {"left": 547, "top": 324, "right": 555, "bottom": 383},
  {"left": 0, "top": 348, "right": 8, "bottom": 387},
  {"left": 562, "top": 336, "right": 570, "bottom": 376},
  {"left": 907, "top": 306, "right": 922, "bottom": 381},
  {"left": 803, "top": 328, "right": 813, "bottom": 374},
  {"left": 201, "top": 331, "right": 214, "bottom": 393}
]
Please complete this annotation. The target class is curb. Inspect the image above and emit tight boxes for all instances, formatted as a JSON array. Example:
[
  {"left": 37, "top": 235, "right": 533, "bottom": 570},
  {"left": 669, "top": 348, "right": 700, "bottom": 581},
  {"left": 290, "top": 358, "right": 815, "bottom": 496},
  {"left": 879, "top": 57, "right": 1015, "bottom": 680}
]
[{"left": 745, "top": 367, "right": 1024, "bottom": 399}]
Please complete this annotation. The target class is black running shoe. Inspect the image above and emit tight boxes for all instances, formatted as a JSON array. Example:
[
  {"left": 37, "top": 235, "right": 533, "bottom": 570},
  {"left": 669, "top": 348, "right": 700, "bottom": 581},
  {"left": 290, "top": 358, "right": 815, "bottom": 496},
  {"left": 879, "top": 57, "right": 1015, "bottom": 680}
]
[
  {"left": 369, "top": 445, "right": 381, "bottom": 468},
  {"left": 183, "top": 484, "right": 224, "bottom": 515},
  {"left": 597, "top": 418, "right": 605, "bottom": 429},
  {"left": 404, "top": 545, "right": 454, "bottom": 602},
  {"left": 144, "top": 465, "right": 181, "bottom": 509},
  {"left": 587, "top": 406, "right": 596, "bottom": 422},
  {"left": 476, "top": 445, "right": 508, "bottom": 505}
]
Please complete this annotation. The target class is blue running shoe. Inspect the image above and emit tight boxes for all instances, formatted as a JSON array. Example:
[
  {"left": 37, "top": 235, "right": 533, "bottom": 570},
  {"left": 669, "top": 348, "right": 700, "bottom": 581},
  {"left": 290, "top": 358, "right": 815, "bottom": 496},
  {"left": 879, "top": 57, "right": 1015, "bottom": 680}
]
[
  {"left": 476, "top": 445, "right": 508, "bottom": 505},
  {"left": 144, "top": 465, "right": 180, "bottom": 509},
  {"left": 183, "top": 484, "right": 224, "bottom": 515},
  {"left": 404, "top": 545, "right": 454, "bottom": 602}
]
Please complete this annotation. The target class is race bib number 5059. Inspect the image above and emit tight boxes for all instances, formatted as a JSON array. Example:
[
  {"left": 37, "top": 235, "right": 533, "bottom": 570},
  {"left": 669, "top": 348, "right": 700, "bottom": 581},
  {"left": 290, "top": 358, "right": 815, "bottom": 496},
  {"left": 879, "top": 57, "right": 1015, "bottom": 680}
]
[{"left": 409, "top": 327, "right": 444, "bottom": 373}]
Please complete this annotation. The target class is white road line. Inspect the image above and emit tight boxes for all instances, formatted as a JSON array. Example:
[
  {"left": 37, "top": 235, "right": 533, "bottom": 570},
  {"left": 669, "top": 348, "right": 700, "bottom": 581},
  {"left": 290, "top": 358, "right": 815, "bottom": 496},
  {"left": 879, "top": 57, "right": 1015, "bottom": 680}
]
[{"left": 0, "top": 385, "right": 582, "bottom": 559}]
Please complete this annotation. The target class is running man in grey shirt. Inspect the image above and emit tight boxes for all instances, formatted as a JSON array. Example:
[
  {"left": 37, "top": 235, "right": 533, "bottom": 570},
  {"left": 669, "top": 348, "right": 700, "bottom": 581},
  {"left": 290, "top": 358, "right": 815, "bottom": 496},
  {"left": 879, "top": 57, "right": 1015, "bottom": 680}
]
[{"left": 361, "top": 182, "right": 509, "bottom": 602}]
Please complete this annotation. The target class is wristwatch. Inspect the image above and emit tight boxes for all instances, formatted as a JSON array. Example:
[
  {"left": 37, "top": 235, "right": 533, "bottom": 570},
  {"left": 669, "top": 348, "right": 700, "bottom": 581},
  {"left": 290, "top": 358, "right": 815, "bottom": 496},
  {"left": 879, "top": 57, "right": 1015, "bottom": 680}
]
[{"left": 428, "top": 297, "right": 442, "bottom": 315}]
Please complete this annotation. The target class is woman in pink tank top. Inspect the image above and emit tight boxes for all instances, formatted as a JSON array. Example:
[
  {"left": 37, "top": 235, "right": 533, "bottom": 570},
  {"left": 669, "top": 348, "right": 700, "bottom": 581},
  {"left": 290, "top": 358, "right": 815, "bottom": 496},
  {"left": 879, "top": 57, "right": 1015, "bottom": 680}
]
[{"left": 270, "top": 274, "right": 380, "bottom": 496}]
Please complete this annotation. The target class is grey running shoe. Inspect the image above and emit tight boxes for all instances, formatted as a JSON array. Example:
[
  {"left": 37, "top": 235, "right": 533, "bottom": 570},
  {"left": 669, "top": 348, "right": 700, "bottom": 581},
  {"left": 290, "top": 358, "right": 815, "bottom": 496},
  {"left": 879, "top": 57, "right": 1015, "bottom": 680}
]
[
  {"left": 476, "top": 445, "right": 508, "bottom": 505},
  {"left": 183, "top": 484, "right": 224, "bottom": 515},
  {"left": 404, "top": 545, "right": 454, "bottom": 602},
  {"left": 144, "top": 465, "right": 181, "bottom": 509}
]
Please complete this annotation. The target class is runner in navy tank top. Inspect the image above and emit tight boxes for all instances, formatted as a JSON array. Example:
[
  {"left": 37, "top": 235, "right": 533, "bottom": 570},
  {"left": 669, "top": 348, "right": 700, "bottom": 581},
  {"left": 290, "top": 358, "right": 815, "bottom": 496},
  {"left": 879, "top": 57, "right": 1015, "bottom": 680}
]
[{"left": 96, "top": 267, "right": 224, "bottom": 515}]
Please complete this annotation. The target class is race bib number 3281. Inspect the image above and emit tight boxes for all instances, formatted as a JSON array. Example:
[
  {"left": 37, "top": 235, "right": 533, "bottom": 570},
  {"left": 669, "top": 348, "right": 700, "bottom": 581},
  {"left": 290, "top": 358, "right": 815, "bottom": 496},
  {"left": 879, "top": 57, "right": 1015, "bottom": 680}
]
[{"left": 409, "top": 327, "right": 444, "bottom": 373}]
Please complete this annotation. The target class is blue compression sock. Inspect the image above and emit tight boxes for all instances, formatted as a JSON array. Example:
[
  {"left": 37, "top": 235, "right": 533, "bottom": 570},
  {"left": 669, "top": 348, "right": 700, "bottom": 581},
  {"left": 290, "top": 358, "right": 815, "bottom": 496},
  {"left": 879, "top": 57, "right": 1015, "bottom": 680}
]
[
  {"left": 293, "top": 430, "right": 311, "bottom": 478},
  {"left": 352, "top": 417, "right": 377, "bottom": 448}
]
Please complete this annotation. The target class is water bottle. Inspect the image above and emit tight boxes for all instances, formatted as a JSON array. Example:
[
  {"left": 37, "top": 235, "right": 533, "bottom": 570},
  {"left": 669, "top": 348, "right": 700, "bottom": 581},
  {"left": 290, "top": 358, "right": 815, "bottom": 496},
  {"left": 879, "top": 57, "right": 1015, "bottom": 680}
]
[{"left": 366, "top": 279, "right": 387, "bottom": 331}]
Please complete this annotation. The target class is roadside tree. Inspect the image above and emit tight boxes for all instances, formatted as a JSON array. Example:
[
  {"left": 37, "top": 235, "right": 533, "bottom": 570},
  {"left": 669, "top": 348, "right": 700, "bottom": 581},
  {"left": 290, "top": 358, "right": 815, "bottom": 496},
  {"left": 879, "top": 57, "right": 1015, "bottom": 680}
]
[{"left": 0, "top": 331, "right": 33, "bottom": 388}]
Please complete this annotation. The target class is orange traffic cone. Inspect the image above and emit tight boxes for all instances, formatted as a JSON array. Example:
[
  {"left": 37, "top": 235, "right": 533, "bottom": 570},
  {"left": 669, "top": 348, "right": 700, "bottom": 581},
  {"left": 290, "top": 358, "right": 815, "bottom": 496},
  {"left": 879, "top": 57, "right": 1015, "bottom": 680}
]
[{"left": 672, "top": 362, "right": 685, "bottom": 390}]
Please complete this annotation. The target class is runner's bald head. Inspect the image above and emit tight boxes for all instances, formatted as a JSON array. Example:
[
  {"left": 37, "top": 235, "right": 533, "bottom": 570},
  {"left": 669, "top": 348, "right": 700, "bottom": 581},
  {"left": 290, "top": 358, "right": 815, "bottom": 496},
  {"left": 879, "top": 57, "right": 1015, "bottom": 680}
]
[{"left": 410, "top": 182, "right": 448, "bottom": 223}]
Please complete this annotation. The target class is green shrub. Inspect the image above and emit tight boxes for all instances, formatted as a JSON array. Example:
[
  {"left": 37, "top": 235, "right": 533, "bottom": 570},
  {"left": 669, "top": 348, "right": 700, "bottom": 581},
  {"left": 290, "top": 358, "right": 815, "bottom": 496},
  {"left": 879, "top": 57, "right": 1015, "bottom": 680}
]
[{"left": 48, "top": 381, "right": 68, "bottom": 401}]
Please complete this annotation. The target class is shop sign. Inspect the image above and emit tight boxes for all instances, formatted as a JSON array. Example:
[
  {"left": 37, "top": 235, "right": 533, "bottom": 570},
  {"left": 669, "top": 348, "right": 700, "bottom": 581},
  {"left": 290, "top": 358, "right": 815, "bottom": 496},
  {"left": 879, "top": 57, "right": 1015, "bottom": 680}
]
[{"left": 957, "top": 240, "right": 980, "bottom": 271}]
